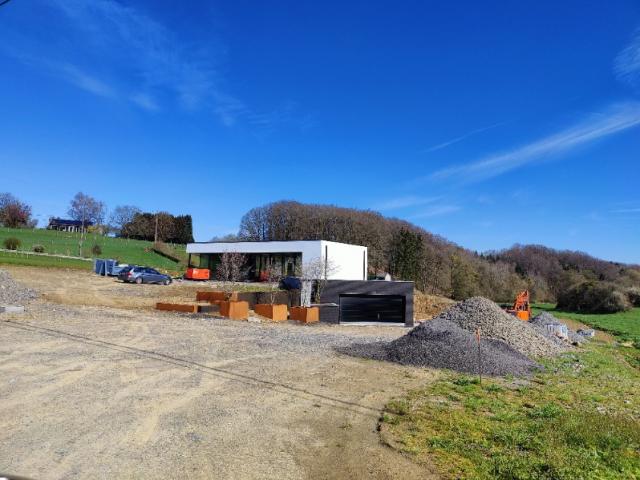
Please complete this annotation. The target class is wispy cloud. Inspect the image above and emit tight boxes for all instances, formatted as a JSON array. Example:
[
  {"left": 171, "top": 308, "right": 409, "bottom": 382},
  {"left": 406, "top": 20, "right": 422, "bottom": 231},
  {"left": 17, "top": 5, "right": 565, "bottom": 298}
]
[
  {"left": 427, "top": 102, "right": 640, "bottom": 183},
  {"left": 612, "top": 207, "right": 640, "bottom": 213},
  {"left": 130, "top": 92, "right": 160, "bottom": 112},
  {"left": 4, "top": 0, "right": 299, "bottom": 131},
  {"left": 424, "top": 122, "right": 504, "bottom": 153},
  {"left": 615, "top": 28, "right": 640, "bottom": 87},
  {"left": 412, "top": 205, "right": 461, "bottom": 218},
  {"left": 373, "top": 195, "right": 440, "bottom": 211}
]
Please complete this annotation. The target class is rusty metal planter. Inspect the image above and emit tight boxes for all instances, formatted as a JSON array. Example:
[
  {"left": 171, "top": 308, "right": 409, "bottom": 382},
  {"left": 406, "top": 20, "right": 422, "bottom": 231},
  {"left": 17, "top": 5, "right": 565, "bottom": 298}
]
[{"left": 254, "top": 303, "right": 288, "bottom": 322}]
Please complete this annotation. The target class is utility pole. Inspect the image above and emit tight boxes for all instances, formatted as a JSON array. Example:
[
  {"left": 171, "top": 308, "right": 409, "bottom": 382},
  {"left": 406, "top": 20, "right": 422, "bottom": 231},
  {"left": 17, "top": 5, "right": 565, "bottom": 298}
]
[{"left": 154, "top": 213, "right": 159, "bottom": 243}]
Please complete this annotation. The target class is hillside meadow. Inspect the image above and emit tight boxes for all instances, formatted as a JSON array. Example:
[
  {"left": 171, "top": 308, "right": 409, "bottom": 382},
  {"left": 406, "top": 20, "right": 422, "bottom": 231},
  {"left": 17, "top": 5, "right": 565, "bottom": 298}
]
[{"left": 0, "top": 227, "right": 186, "bottom": 273}]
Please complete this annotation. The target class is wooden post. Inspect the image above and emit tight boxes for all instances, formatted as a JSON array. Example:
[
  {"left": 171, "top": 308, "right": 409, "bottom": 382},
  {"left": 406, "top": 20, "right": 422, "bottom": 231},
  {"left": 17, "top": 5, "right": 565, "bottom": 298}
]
[{"left": 475, "top": 327, "right": 482, "bottom": 385}]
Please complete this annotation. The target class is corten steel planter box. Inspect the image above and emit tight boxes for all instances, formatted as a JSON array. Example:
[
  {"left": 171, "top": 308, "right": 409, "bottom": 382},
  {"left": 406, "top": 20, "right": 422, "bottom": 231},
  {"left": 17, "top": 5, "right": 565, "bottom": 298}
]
[
  {"left": 219, "top": 300, "right": 249, "bottom": 320},
  {"left": 254, "top": 303, "right": 289, "bottom": 322},
  {"left": 290, "top": 306, "right": 319, "bottom": 323},
  {"left": 196, "top": 291, "right": 238, "bottom": 303},
  {"left": 156, "top": 302, "right": 198, "bottom": 313}
]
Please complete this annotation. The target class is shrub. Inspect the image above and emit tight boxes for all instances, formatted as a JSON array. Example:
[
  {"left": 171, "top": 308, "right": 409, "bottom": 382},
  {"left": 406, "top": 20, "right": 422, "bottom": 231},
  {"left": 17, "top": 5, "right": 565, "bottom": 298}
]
[
  {"left": 3, "top": 237, "right": 21, "bottom": 250},
  {"left": 32, "top": 244, "right": 45, "bottom": 253},
  {"left": 91, "top": 244, "right": 102, "bottom": 256},
  {"left": 626, "top": 287, "right": 640, "bottom": 307},
  {"left": 557, "top": 281, "right": 631, "bottom": 313}
]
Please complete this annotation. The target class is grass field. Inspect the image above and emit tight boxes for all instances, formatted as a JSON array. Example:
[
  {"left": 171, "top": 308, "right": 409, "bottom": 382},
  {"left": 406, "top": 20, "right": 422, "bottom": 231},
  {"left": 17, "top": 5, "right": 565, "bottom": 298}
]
[
  {"left": 533, "top": 303, "right": 640, "bottom": 345},
  {"left": 0, "top": 251, "right": 93, "bottom": 270},
  {"left": 382, "top": 343, "right": 640, "bottom": 479},
  {"left": 0, "top": 227, "right": 186, "bottom": 273}
]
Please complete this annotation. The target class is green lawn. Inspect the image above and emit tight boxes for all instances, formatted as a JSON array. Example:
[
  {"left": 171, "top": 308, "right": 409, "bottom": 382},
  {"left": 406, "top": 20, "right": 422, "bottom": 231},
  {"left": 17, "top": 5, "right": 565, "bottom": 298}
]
[
  {"left": 533, "top": 303, "right": 640, "bottom": 345},
  {"left": 0, "top": 227, "right": 186, "bottom": 273},
  {"left": 0, "top": 250, "right": 93, "bottom": 269},
  {"left": 382, "top": 343, "right": 640, "bottom": 479}
]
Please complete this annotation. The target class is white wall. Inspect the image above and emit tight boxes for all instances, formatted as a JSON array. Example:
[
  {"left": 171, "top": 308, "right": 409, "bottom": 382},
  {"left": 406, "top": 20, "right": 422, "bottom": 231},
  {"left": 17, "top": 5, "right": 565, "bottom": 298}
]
[
  {"left": 319, "top": 241, "right": 367, "bottom": 281},
  {"left": 186, "top": 240, "right": 367, "bottom": 281}
]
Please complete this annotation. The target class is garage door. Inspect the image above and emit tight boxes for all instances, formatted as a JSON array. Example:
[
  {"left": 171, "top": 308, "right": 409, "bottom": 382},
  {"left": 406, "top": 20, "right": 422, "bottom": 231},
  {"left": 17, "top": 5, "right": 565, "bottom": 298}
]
[{"left": 339, "top": 294, "right": 405, "bottom": 323}]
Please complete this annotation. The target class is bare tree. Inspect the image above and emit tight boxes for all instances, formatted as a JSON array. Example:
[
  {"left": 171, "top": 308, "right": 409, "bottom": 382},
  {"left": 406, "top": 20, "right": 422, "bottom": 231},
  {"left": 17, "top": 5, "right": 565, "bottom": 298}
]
[
  {"left": 109, "top": 205, "right": 141, "bottom": 236},
  {"left": 68, "top": 192, "right": 105, "bottom": 229},
  {"left": 216, "top": 251, "right": 246, "bottom": 299},
  {"left": 68, "top": 192, "right": 106, "bottom": 255},
  {"left": 263, "top": 260, "right": 283, "bottom": 304},
  {"left": 301, "top": 257, "right": 338, "bottom": 305}
]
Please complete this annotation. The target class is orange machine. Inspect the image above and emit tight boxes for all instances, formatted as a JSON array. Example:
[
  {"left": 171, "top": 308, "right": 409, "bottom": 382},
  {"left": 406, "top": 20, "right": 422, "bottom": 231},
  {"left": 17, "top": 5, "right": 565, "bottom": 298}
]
[
  {"left": 184, "top": 268, "right": 210, "bottom": 281},
  {"left": 506, "top": 290, "right": 531, "bottom": 321}
]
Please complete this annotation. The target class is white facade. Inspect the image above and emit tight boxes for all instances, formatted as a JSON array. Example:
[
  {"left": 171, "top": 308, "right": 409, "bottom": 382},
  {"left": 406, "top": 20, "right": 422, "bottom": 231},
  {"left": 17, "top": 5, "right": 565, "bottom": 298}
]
[{"left": 186, "top": 240, "right": 367, "bottom": 281}]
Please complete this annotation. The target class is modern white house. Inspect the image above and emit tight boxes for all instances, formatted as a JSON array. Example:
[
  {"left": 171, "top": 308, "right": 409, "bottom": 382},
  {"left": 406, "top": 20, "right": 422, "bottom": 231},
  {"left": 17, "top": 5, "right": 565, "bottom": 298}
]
[{"left": 186, "top": 240, "right": 368, "bottom": 281}]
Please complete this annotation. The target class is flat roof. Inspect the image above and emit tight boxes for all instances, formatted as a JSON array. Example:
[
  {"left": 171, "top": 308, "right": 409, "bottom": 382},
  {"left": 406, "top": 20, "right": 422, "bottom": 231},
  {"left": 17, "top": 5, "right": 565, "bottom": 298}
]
[{"left": 186, "top": 240, "right": 366, "bottom": 254}]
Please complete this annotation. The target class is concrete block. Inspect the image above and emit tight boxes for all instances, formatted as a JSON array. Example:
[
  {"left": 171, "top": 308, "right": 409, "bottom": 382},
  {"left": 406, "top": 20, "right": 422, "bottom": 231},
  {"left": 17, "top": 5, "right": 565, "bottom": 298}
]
[{"left": 0, "top": 305, "right": 25, "bottom": 314}]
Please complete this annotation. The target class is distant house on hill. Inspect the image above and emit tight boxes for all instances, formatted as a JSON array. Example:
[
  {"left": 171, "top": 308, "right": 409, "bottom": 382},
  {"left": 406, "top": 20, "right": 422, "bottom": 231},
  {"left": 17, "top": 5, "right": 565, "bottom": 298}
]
[{"left": 47, "top": 218, "right": 93, "bottom": 233}]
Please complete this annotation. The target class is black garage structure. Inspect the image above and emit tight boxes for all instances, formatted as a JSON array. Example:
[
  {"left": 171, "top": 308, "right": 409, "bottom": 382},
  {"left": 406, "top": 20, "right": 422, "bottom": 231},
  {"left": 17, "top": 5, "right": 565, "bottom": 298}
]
[{"left": 318, "top": 280, "right": 414, "bottom": 327}]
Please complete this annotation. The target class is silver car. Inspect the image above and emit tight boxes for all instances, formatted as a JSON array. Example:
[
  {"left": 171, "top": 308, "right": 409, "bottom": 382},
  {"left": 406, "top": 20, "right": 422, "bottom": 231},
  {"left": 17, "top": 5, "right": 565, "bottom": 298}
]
[{"left": 118, "top": 266, "right": 172, "bottom": 285}]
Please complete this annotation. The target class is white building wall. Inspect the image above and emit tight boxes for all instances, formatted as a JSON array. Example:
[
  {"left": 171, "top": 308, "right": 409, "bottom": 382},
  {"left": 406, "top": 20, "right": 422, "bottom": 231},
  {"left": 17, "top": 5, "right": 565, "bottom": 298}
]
[
  {"left": 186, "top": 240, "right": 367, "bottom": 281},
  {"left": 320, "top": 241, "right": 367, "bottom": 281}
]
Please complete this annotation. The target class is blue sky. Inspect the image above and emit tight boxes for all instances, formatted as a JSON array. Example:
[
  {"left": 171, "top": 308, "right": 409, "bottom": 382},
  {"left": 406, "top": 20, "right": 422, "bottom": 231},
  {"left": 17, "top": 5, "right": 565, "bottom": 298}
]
[{"left": 1, "top": 1, "right": 639, "bottom": 263}]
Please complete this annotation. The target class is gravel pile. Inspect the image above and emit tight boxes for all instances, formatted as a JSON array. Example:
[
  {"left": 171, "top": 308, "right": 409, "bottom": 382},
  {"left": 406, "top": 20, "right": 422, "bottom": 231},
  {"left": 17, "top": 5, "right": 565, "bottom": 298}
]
[
  {"left": 531, "top": 312, "right": 587, "bottom": 345},
  {"left": 341, "top": 297, "right": 565, "bottom": 377},
  {"left": 0, "top": 269, "right": 38, "bottom": 305},
  {"left": 437, "top": 297, "right": 565, "bottom": 358},
  {"left": 340, "top": 318, "right": 541, "bottom": 376}
]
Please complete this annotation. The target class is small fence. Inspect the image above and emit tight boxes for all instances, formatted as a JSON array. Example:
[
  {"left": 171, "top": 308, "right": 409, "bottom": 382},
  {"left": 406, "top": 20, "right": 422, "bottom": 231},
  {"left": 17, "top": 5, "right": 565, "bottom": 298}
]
[{"left": 0, "top": 248, "right": 93, "bottom": 261}]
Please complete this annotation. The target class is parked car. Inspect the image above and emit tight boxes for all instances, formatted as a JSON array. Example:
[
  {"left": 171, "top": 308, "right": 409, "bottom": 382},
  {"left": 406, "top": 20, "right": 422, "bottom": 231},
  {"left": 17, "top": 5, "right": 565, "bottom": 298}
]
[
  {"left": 118, "top": 266, "right": 172, "bottom": 285},
  {"left": 110, "top": 263, "right": 130, "bottom": 276}
]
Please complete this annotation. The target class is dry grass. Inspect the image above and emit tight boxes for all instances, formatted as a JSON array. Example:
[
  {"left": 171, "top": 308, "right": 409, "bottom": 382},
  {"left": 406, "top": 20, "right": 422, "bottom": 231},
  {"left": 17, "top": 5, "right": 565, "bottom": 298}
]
[{"left": 414, "top": 291, "right": 455, "bottom": 320}]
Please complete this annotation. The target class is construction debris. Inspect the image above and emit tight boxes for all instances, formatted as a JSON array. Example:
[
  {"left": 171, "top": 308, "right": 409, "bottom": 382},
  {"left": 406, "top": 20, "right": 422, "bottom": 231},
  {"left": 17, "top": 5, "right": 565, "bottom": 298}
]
[{"left": 530, "top": 312, "right": 589, "bottom": 345}]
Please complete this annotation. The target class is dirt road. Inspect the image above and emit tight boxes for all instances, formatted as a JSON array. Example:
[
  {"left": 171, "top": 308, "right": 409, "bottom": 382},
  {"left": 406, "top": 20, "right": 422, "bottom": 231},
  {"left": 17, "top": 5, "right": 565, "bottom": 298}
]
[{"left": 0, "top": 267, "right": 439, "bottom": 479}]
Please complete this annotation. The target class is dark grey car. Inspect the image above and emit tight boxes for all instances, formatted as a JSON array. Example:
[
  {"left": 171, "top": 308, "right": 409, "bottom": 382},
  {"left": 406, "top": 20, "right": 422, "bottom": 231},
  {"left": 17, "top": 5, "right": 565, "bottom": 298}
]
[{"left": 118, "top": 266, "right": 172, "bottom": 285}]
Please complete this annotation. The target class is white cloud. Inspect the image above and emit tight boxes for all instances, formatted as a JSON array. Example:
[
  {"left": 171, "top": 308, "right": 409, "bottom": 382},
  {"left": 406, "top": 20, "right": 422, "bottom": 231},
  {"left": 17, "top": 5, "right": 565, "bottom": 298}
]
[
  {"left": 46, "top": 0, "right": 219, "bottom": 111},
  {"left": 412, "top": 205, "right": 461, "bottom": 218},
  {"left": 424, "top": 122, "right": 504, "bottom": 153},
  {"left": 615, "top": 28, "right": 640, "bottom": 87},
  {"left": 130, "top": 92, "right": 159, "bottom": 111},
  {"left": 55, "top": 62, "right": 116, "bottom": 98},
  {"left": 7, "top": 0, "right": 295, "bottom": 130},
  {"left": 373, "top": 195, "right": 440, "bottom": 211},
  {"left": 428, "top": 102, "right": 640, "bottom": 183}
]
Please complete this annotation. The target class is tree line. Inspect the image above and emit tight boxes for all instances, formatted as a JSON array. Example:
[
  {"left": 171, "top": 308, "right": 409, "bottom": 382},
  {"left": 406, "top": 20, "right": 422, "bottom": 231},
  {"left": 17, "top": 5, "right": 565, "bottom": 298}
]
[
  {"left": 0, "top": 191, "right": 193, "bottom": 244},
  {"left": 238, "top": 201, "right": 640, "bottom": 306}
]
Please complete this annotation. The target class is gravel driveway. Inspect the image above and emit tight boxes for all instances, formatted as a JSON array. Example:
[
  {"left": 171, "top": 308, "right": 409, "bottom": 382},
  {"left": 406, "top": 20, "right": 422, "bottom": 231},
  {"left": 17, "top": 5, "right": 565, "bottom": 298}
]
[{"left": 0, "top": 271, "right": 440, "bottom": 480}]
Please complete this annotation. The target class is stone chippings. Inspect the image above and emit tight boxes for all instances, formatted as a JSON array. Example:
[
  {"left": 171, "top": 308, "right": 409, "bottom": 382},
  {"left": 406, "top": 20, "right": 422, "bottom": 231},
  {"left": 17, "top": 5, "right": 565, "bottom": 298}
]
[
  {"left": 340, "top": 297, "right": 569, "bottom": 377},
  {"left": 342, "top": 318, "right": 541, "bottom": 377},
  {"left": 0, "top": 269, "right": 38, "bottom": 305},
  {"left": 437, "top": 297, "right": 567, "bottom": 358}
]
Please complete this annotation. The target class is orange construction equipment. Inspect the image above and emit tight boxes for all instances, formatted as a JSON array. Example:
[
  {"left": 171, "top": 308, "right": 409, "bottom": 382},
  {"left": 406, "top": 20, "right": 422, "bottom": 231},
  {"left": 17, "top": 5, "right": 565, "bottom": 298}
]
[
  {"left": 184, "top": 268, "right": 210, "bottom": 280},
  {"left": 506, "top": 290, "right": 531, "bottom": 321}
]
